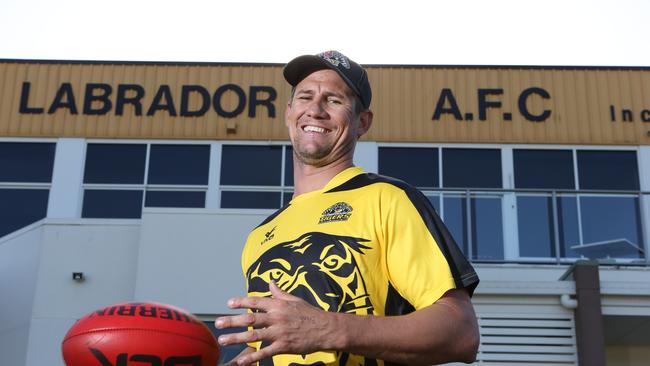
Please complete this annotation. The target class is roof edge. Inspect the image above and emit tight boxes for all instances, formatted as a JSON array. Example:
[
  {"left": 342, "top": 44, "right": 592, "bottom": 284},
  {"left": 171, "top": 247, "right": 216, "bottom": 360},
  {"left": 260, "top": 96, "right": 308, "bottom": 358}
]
[{"left": 0, "top": 58, "right": 649, "bottom": 71}]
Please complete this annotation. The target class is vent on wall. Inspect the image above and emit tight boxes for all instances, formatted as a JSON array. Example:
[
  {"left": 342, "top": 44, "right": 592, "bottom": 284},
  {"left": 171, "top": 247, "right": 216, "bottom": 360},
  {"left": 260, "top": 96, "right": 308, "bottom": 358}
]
[
  {"left": 478, "top": 314, "right": 577, "bottom": 365},
  {"left": 446, "top": 313, "right": 578, "bottom": 366}
]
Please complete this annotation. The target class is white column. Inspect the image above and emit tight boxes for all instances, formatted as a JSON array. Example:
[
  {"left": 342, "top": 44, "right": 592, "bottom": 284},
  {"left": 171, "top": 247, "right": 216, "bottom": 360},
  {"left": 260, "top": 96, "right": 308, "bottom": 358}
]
[
  {"left": 47, "top": 138, "right": 86, "bottom": 218},
  {"left": 205, "top": 142, "right": 222, "bottom": 209},
  {"left": 501, "top": 146, "right": 520, "bottom": 259},
  {"left": 354, "top": 141, "right": 378, "bottom": 173}
]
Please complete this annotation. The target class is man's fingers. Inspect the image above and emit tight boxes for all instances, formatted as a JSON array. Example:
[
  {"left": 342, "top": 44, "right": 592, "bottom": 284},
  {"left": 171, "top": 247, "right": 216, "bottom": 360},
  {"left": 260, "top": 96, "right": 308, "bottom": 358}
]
[
  {"left": 269, "top": 281, "right": 300, "bottom": 301},
  {"left": 236, "top": 343, "right": 283, "bottom": 366},
  {"left": 216, "top": 312, "right": 271, "bottom": 329},
  {"left": 218, "top": 327, "right": 267, "bottom": 346},
  {"left": 227, "top": 295, "right": 276, "bottom": 311}
]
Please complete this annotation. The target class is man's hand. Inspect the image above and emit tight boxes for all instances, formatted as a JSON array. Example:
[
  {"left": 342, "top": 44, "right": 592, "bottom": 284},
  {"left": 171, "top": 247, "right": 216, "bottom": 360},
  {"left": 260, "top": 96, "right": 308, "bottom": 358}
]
[{"left": 215, "top": 281, "right": 339, "bottom": 365}]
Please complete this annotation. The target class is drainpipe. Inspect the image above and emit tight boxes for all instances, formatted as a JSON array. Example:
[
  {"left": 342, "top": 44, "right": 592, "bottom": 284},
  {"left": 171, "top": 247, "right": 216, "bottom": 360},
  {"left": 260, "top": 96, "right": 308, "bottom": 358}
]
[{"left": 560, "top": 260, "right": 606, "bottom": 366}]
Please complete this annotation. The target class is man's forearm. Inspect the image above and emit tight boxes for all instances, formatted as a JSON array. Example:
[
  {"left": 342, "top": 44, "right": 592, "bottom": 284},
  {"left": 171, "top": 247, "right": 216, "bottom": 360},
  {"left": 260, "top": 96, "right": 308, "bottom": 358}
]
[{"left": 328, "top": 289, "right": 479, "bottom": 365}]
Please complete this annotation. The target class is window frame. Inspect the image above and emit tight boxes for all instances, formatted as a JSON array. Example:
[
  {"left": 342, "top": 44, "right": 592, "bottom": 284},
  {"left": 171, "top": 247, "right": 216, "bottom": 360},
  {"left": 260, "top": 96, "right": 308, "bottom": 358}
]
[
  {"left": 218, "top": 141, "right": 294, "bottom": 209},
  {"left": 81, "top": 140, "right": 213, "bottom": 218},
  {"left": 0, "top": 138, "right": 57, "bottom": 237},
  {"left": 378, "top": 142, "right": 647, "bottom": 264}
]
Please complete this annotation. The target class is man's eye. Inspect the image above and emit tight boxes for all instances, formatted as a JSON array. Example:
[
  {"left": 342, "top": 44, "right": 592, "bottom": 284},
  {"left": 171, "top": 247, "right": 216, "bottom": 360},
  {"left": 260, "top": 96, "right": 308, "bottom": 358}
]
[{"left": 328, "top": 99, "right": 342, "bottom": 104}]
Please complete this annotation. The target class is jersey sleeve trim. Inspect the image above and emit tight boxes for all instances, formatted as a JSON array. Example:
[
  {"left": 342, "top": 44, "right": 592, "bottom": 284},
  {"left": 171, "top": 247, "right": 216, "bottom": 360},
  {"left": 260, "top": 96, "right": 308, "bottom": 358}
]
[{"left": 327, "top": 173, "right": 479, "bottom": 296}]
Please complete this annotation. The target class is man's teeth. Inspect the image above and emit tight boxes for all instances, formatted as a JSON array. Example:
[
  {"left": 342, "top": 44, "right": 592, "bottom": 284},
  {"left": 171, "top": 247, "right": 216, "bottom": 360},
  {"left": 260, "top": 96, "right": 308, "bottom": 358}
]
[{"left": 304, "top": 126, "right": 327, "bottom": 133}]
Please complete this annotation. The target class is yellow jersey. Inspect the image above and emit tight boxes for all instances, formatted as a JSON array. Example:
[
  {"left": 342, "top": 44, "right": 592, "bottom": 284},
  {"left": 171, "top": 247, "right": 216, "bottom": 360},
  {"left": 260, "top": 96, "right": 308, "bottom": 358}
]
[{"left": 241, "top": 167, "right": 479, "bottom": 366}]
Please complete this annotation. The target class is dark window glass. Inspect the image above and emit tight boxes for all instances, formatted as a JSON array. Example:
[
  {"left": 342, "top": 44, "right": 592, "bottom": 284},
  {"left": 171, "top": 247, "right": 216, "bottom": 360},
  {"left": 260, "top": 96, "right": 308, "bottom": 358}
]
[
  {"left": 558, "top": 196, "right": 580, "bottom": 258},
  {"left": 221, "top": 146, "right": 282, "bottom": 186},
  {"left": 82, "top": 190, "right": 143, "bottom": 218},
  {"left": 471, "top": 197, "right": 504, "bottom": 261},
  {"left": 0, "top": 142, "right": 55, "bottom": 183},
  {"left": 84, "top": 144, "right": 147, "bottom": 184},
  {"left": 443, "top": 148, "right": 501, "bottom": 188},
  {"left": 443, "top": 196, "right": 468, "bottom": 256},
  {"left": 145, "top": 191, "right": 205, "bottom": 208},
  {"left": 284, "top": 146, "right": 294, "bottom": 186},
  {"left": 379, "top": 147, "right": 438, "bottom": 187},
  {"left": 203, "top": 322, "right": 247, "bottom": 364},
  {"left": 148, "top": 145, "right": 210, "bottom": 185},
  {"left": 517, "top": 196, "right": 580, "bottom": 259},
  {"left": 580, "top": 197, "right": 643, "bottom": 258},
  {"left": 517, "top": 196, "right": 554, "bottom": 258},
  {"left": 0, "top": 189, "right": 49, "bottom": 237},
  {"left": 282, "top": 191, "right": 294, "bottom": 206},
  {"left": 221, "top": 191, "right": 281, "bottom": 209},
  {"left": 514, "top": 149, "right": 575, "bottom": 189},
  {"left": 426, "top": 194, "right": 441, "bottom": 214},
  {"left": 577, "top": 151, "right": 639, "bottom": 190},
  {"left": 442, "top": 195, "right": 503, "bottom": 260}
]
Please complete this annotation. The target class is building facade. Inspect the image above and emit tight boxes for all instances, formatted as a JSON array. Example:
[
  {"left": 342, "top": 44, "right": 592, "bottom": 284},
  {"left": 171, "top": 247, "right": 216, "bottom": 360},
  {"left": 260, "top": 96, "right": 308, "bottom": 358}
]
[{"left": 1, "top": 59, "right": 650, "bottom": 365}]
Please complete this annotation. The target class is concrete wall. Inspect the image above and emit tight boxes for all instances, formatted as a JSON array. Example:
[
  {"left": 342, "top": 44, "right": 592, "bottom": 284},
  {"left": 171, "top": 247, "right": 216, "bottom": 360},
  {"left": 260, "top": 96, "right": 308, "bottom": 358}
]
[
  {"left": 24, "top": 219, "right": 141, "bottom": 366},
  {"left": 606, "top": 345, "right": 650, "bottom": 366},
  {"left": 135, "top": 209, "right": 267, "bottom": 314},
  {"left": 0, "top": 224, "right": 43, "bottom": 366}
]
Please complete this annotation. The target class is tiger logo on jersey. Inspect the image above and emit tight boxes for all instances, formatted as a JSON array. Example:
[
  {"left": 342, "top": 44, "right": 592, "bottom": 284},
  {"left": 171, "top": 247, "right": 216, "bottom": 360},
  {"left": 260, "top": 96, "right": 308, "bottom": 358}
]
[{"left": 246, "top": 232, "right": 374, "bottom": 315}]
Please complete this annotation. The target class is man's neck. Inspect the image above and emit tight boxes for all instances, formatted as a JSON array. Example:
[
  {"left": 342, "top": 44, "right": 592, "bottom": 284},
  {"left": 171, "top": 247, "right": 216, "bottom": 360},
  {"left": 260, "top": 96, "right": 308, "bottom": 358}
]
[{"left": 293, "top": 158, "right": 354, "bottom": 197}]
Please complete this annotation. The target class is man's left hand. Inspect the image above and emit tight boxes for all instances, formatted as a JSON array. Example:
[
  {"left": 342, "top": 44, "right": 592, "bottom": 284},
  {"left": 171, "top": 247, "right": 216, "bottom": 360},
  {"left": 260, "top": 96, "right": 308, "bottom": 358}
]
[{"left": 215, "top": 281, "right": 338, "bottom": 365}]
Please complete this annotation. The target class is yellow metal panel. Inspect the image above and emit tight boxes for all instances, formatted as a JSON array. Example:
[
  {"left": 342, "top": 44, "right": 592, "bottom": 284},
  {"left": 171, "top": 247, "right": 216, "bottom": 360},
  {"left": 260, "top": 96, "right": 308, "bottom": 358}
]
[{"left": 1, "top": 61, "right": 649, "bottom": 145}]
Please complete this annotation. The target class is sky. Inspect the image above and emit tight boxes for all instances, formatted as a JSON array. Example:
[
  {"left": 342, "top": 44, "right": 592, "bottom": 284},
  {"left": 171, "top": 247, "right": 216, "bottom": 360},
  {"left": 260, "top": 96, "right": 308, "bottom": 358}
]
[{"left": 0, "top": 0, "right": 648, "bottom": 66}]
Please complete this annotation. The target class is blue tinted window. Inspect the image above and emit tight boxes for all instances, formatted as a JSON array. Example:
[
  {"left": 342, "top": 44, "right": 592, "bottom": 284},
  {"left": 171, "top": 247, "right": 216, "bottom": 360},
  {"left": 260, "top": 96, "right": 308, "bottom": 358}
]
[
  {"left": 471, "top": 197, "right": 504, "bottom": 261},
  {"left": 0, "top": 142, "right": 55, "bottom": 183},
  {"left": 517, "top": 196, "right": 580, "bottom": 259},
  {"left": 284, "top": 146, "right": 294, "bottom": 186},
  {"left": 0, "top": 189, "right": 49, "bottom": 237},
  {"left": 148, "top": 145, "right": 210, "bottom": 185},
  {"left": 557, "top": 196, "right": 580, "bottom": 258},
  {"left": 145, "top": 191, "right": 205, "bottom": 208},
  {"left": 443, "top": 195, "right": 503, "bottom": 260},
  {"left": 514, "top": 149, "right": 575, "bottom": 189},
  {"left": 443, "top": 148, "right": 501, "bottom": 188},
  {"left": 517, "top": 196, "right": 555, "bottom": 257},
  {"left": 580, "top": 197, "right": 643, "bottom": 258},
  {"left": 577, "top": 151, "right": 639, "bottom": 190},
  {"left": 379, "top": 147, "right": 438, "bottom": 187},
  {"left": 221, "top": 146, "right": 282, "bottom": 186},
  {"left": 282, "top": 191, "right": 294, "bottom": 206},
  {"left": 221, "top": 191, "right": 281, "bottom": 209},
  {"left": 84, "top": 144, "right": 146, "bottom": 184},
  {"left": 443, "top": 196, "right": 468, "bottom": 256},
  {"left": 426, "top": 194, "right": 441, "bottom": 214},
  {"left": 82, "top": 190, "right": 143, "bottom": 218}
]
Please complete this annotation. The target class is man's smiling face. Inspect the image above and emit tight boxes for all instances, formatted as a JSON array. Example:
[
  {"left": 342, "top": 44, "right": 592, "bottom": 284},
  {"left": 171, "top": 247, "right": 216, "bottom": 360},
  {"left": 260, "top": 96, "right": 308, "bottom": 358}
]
[{"left": 285, "top": 69, "right": 371, "bottom": 167}]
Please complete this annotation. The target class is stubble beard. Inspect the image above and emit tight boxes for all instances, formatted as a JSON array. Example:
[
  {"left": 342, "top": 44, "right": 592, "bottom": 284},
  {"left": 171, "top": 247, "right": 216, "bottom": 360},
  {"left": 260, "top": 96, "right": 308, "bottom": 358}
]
[{"left": 292, "top": 139, "right": 334, "bottom": 166}]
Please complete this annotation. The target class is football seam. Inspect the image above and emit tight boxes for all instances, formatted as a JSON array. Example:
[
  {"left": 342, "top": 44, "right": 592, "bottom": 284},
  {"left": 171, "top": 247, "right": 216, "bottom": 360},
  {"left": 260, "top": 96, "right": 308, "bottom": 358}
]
[{"left": 63, "top": 327, "right": 219, "bottom": 349}]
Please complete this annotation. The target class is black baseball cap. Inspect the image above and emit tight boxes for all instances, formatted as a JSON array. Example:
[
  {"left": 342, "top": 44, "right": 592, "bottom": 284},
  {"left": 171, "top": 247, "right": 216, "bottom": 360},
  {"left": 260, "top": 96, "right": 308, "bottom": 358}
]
[{"left": 283, "top": 50, "right": 372, "bottom": 109}]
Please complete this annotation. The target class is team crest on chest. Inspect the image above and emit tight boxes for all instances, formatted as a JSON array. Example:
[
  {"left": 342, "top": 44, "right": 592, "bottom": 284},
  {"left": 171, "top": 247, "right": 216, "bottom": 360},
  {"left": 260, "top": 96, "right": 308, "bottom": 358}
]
[{"left": 319, "top": 202, "right": 353, "bottom": 224}]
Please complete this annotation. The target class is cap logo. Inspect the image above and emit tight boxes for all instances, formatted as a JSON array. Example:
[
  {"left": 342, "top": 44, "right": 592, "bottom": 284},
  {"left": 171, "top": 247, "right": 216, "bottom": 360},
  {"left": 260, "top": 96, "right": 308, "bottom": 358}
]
[{"left": 318, "top": 51, "right": 351, "bottom": 70}]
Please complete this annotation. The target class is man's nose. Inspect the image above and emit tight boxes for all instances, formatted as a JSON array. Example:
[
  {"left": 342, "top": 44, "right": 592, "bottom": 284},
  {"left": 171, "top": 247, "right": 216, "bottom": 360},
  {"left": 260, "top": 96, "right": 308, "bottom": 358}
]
[{"left": 306, "top": 98, "right": 328, "bottom": 119}]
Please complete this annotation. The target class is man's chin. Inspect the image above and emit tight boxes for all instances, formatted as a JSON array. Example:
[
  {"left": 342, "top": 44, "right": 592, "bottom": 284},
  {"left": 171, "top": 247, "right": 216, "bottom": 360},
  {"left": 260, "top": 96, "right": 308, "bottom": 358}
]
[{"left": 293, "top": 146, "right": 332, "bottom": 166}]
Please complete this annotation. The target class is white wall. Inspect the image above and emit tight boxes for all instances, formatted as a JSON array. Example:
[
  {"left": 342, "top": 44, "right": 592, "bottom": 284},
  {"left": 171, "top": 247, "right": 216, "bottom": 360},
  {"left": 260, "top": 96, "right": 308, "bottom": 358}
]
[
  {"left": 25, "top": 220, "right": 141, "bottom": 366},
  {"left": 134, "top": 209, "right": 267, "bottom": 314},
  {"left": 0, "top": 224, "right": 43, "bottom": 366}
]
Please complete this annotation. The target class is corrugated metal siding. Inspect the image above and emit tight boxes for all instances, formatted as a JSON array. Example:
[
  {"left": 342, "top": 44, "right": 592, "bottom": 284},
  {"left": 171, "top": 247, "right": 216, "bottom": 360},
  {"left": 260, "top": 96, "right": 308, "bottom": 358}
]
[{"left": 1, "top": 61, "right": 649, "bottom": 145}]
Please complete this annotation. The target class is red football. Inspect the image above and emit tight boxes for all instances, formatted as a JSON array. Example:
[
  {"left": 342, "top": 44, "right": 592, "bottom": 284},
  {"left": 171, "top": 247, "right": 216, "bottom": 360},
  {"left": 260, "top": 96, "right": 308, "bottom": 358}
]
[{"left": 62, "top": 302, "right": 219, "bottom": 366}]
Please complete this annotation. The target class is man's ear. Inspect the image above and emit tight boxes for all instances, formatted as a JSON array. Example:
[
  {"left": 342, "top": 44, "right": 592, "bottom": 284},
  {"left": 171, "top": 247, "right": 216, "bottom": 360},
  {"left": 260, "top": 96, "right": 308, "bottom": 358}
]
[{"left": 356, "top": 110, "right": 373, "bottom": 139}]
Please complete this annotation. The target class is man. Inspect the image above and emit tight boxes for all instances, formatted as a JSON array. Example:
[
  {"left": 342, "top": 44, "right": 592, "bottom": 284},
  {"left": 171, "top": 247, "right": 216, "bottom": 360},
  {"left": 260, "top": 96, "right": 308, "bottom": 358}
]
[{"left": 216, "top": 50, "right": 480, "bottom": 366}]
